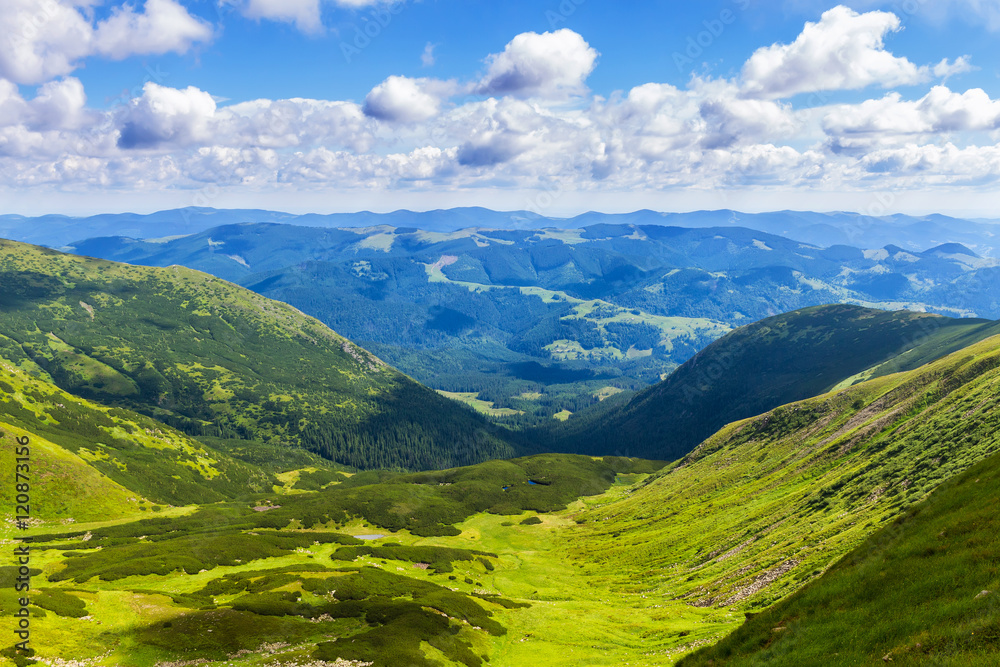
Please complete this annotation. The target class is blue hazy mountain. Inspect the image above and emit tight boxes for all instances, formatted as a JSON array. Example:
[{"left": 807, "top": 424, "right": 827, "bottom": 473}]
[{"left": 4, "top": 207, "right": 1000, "bottom": 256}]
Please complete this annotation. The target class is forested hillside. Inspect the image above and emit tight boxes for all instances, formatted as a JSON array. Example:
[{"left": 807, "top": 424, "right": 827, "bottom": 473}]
[
  {"left": 0, "top": 240, "right": 520, "bottom": 470},
  {"left": 539, "top": 304, "right": 1000, "bottom": 459}
]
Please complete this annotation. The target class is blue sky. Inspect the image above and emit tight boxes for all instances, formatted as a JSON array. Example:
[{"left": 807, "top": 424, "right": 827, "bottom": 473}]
[{"left": 2, "top": 0, "right": 1000, "bottom": 216}]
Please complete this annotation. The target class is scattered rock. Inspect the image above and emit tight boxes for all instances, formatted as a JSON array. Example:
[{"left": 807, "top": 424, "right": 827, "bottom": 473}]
[{"left": 975, "top": 590, "right": 991, "bottom": 599}]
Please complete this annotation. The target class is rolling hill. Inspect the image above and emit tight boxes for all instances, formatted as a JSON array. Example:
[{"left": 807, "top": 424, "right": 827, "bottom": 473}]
[
  {"left": 0, "top": 239, "right": 520, "bottom": 471},
  {"left": 541, "top": 304, "right": 1000, "bottom": 459}
]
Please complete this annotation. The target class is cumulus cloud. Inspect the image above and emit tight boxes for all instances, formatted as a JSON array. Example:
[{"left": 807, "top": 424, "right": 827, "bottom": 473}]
[
  {"left": 94, "top": 0, "right": 213, "bottom": 59},
  {"left": 5, "top": 9, "right": 1000, "bottom": 202},
  {"left": 699, "top": 96, "right": 798, "bottom": 149},
  {"left": 364, "top": 76, "right": 456, "bottom": 123},
  {"left": 475, "top": 29, "right": 598, "bottom": 99},
  {"left": 29, "top": 77, "right": 89, "bottom": 130},
  {"left": 0, "top": 0, "right": 212, "bottom": 85},
  {"left": 740, "top": 5, "right": 969, "bottom": 99},
  {"left": 118, "top": 83, "right": 217, "bottom": 149},
  {"left": 860, "top": 142, "right": 1000, "bottom": 182},
  {"left": 824, "top": 86, "right": 1000, "bottom": 138},
  {"left": 220, "top": 98, "right": 374, "bottom": 152},
  {"left": 0, "top": 80, "right": 30, "bottom": 128}
]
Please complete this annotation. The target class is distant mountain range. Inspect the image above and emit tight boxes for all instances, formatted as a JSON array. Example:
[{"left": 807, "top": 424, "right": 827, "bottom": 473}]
[
  {"left": 63, "top": 219, "right": 1000, "bottom": 425},
  {"left": 1, "top": 206, "right": 999, "bottom": 256}
]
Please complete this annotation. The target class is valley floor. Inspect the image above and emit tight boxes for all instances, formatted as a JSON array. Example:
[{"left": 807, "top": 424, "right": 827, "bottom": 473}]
[{"left": 11, "top": 473, "right": 741, "bottom": 667}]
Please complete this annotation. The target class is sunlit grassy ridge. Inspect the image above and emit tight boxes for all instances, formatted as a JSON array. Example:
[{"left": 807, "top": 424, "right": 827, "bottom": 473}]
[
  {"left": 7, "top": 322, "right": 1000, "bottom": 667},
  {"left": 0, "top": 359, "right": 280, "bottom": 510},
  {"left": 565, "top": 333, "right": 1000, "bottom": 625},
  {"left": 679, "top": 448, "right": 1000, "bottom": 666},
  {"left": 0, "top": 240, "right": 519, "bottom": 470}
]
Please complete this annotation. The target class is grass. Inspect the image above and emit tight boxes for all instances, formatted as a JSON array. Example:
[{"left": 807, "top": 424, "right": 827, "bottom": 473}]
[
  {"left": 436, "top": 391, "right": 524, "bottom": 417},
  {"left": 10, "top": 357, "right": 1000, "bottom": 667},
  {"left": 593, "top": 386, "right": 624, "bottom": 401},
  {"left": 679, "top": 447, "right": 1000, "bottom": 666},
  {"left": 8, "top": 470, "right": 681, "bottom": 666}
]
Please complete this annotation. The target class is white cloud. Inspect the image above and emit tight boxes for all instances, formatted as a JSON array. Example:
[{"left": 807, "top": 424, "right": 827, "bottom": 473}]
[
  {"left": 860, "top": 142, "right": 1000, "bottom": 182},
  {"left": 0, "top": 80, "right": 30, "bottom": 127},
  {"left": 475, "top": 29, "right": 598, "bottom": 99},
  {"left": 363, "top": 76, "right": 455, "bottom": 123},
  {"left": 94, "top": 0, "right": 213, "bottom": 59},
  {"left": 118, "top": 83, "right": 217, "bottom": 149},
  {"left": 29, "top": 77, "right": 89, "bottom": 130},
  {"left": 0, "top": 0, "right": 212, "bottom": 85},
  {"left": 4, "top": 13, "right": 1000, "bottom": 207},
  {"left": 0, "top": 0, "right": 95, "bottom": 85},
  {"left": 740, "top": 5, "right": 968, "bottom": 99},
  {"left": 220, "top": 98, "right": 373, "bottom": 152},
  {"left": 699, "top": 96, "right": 798, "bottom": 149},
  {"left": 823, "top": 86, "right": 1000, "bottom": 138}
]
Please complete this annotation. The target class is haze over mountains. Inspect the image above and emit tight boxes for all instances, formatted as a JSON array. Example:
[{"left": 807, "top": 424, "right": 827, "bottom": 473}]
[{"left": 2, "top": 207, "right": 999, "bottom": 256}]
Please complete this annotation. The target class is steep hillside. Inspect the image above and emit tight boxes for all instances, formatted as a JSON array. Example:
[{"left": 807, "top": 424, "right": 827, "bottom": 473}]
[
  {"left": 0, "top": 357, "right": 286, "bottom": 512},
  {"left": 679, "top": 448, "right": 1000, "bottom": 666},
  {"left": 561, "top": 332, "right": 1000, "bottom": 655},
  {"left": 0, "top": 240, "right": 519, "bottom": 471},
  {"left": 542, "top": 304, "right": 1000, "bottom": 459}
]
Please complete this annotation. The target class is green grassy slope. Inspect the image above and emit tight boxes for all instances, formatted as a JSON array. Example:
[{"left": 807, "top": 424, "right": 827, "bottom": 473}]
[
  {"left": 542, "top": 304, "right": 1000, "bottom": 459},
  {"left": 563, "top": 332, "right": 1000, "bottom": 645},
  {"left": 679, "top": 448, "right": 1000, "bottom": 666},
  {"left": 0, "top": 240, "right": 518, "bottom": 470},
  {"left": 0, "top": 357, "right": 288, "bottom": 511}
]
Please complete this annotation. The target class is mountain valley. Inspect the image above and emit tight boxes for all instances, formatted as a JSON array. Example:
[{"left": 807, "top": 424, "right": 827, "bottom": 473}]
[{"left": 1, "top": 217, "right": 999, "bottom": 666}]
